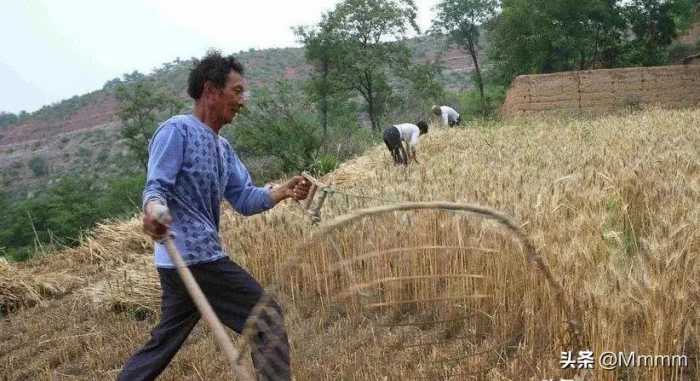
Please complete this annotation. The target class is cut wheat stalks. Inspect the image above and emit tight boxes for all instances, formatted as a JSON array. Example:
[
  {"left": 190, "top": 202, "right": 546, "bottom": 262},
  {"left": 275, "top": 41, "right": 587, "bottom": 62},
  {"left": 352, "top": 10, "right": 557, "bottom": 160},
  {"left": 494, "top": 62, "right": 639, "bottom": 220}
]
[{"left": 0, "top": 258, "right": 81, "bottom": 311}]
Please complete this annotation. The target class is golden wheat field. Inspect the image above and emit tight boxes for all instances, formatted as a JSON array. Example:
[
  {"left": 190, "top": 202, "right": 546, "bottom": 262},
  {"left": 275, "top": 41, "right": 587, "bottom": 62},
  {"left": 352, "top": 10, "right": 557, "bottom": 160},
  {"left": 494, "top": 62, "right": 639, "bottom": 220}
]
[{"left": 1, "top": 107, "right": 698, "bottom": 380}]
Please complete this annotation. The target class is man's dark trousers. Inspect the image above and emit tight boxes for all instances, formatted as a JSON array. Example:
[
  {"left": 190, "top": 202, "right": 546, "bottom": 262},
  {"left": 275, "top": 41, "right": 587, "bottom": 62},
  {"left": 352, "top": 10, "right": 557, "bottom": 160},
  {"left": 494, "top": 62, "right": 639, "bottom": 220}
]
[
  {"left": 383, "top": 126, "right": 407, "bottom": 165},
  {"left": 117, "top": 257, "right": 290, "bottom": 381}
]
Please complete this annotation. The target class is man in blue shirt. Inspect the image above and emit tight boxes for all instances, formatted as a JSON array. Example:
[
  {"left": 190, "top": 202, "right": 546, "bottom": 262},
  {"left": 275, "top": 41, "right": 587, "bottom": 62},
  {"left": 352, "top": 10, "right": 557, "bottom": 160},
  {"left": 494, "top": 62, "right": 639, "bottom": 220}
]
[{"left": 118, "top": 50, "right": 310, "bottom": 381}]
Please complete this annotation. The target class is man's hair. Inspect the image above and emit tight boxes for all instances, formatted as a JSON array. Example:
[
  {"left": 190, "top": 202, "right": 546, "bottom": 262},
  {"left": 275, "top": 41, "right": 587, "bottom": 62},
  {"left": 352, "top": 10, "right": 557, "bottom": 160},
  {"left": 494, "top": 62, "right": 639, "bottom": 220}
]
[
  {"left": 417, "top": 120, "right": 429, "bottom": 134},
  {"left": 187, "top": 49, "right": 244, "bottom": 100},
  {"left": 431, "top": 105, "right": 441, "bottom": 116}
]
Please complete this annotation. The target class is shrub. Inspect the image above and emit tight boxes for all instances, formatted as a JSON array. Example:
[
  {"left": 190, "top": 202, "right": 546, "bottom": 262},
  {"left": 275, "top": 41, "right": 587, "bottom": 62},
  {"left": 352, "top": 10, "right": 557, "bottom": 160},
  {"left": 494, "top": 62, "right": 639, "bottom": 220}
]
[
  {"left": 28, "top": 156, "right": 48, "bottom": 177},
  {"left": 0, "top": 172, "right": 145, "bottom": 261},
  {"left": 77, "top": 147, "right": 93, "bottom": 158},
  {"left": 455, "top": 84, "right": 507, "bottom": 121},
  {"left": 312, "top": 154, "right": 339, "bottom": 176},
  {"left": 667, "top": 42, "right": 696, "bottom": 63},
  {"left": 96, "top": 150, "right": 109, "bottom": 162}
]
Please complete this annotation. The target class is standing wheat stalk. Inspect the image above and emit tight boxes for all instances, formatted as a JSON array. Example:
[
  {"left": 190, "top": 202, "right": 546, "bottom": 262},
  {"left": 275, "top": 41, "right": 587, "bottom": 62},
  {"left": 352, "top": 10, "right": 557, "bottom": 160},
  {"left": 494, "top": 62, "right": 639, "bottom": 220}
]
[{"left": 297, "top": 201, "right": 585, "bottom": 350}]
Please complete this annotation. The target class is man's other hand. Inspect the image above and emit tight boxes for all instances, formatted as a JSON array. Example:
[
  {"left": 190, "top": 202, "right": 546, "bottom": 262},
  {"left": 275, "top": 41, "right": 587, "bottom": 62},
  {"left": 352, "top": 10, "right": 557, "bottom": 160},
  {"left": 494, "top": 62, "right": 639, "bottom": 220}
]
[
  {"left": 143, "top": 201, "right": 171, "bottom": 240},
  {"left": 271, "top": 175, "right": 312, "bottom": 203}
]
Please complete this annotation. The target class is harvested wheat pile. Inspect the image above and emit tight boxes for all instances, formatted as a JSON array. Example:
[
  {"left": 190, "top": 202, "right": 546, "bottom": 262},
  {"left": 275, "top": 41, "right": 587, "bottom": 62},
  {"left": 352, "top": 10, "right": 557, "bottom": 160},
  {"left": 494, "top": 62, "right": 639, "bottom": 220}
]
[
  {"left": 58, "top": 217, "right": 151, "bottom": 266},
  {"left": 0, "top": 217, "right": 152, "bottom": 311},
  {"left": 83, "top": 256, "right": 160, "bottom": 315},
  {"left": 0, "top": 257, "right": 81, "bottom": 312}
]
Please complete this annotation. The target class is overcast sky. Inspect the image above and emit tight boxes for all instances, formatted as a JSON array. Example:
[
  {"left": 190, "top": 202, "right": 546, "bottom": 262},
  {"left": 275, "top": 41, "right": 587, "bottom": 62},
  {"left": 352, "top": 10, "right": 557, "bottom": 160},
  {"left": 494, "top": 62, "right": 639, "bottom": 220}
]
[{"left": 0, "top": 0, "right": 439, "bottom": 114}]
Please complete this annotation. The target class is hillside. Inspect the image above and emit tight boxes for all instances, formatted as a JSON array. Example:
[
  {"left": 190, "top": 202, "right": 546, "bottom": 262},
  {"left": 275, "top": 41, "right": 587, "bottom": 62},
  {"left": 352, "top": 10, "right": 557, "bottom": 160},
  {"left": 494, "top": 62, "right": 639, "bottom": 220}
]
[
  {"left": 0, "top": 36, "right": 473, "bottom": 199},
  {"left": 1, "top": 107, "right": 698, "bottom": 380}
]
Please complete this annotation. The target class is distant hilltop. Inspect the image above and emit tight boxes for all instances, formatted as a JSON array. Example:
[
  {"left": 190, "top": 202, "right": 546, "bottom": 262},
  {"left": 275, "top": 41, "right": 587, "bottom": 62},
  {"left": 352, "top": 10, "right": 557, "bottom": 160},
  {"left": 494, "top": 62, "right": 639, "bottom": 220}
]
[{"left": 0, "top": 35, "right": 471, "bottom": 149}]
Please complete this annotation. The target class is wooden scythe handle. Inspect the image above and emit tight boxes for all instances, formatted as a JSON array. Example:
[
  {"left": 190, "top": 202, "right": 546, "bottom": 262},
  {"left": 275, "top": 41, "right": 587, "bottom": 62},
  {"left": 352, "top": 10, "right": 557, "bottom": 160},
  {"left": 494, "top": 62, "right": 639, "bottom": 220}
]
[{"left": 153, "top": 204, "right": 255, "bottom": 381}]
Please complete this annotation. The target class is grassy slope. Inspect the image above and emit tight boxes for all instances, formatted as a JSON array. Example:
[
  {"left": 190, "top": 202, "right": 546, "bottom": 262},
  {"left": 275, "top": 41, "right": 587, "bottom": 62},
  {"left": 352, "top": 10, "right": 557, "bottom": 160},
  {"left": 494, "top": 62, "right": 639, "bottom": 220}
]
[{"left": 1, "top": 107, "right": 698, "bottom": 380}]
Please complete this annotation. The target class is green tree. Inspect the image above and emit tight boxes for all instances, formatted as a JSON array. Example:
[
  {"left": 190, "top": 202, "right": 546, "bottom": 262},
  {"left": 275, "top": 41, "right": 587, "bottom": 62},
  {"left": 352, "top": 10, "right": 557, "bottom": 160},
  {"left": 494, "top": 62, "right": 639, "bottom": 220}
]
[
  {"left": 0, "top": 173, "right": 145, "bottom": 261},
  {"left": 487, "top": 0, "right": 628, "bottom": 84},
  {"left": 115, "top": 81, "right": 185, "bottom": 168},
  {"left": 102, "top": 77, "right": 123, "bottom": 91},
  {"left": 41, "top": 177, "right": 101, "bottom": 243},
  {"left": 0, "top": 192, "right": 9, "bottom": 254},
  {"left": 670, "top": 0, "right": 700, "bottom": 32},
  {"left": 28, "top": 155, "right": 49, "bottom": 177},
  {"left": 432, "top": 0, "right": 497, "bottom": 112},
  {"left": 0, "top": 178, "right": 95, "bottom": 255},
  {"left": 314, "top": 0, "right": 420, "bottom": 131},
  {"left": 230, "top": 81, "right": 321, "bottom": 174},
  {"left": 487, "top": 0, "right": 696, "bottom": 84},
  {"left": 0, "top": 112, "right": 18, "bottom": 128},
  {"left": 295, "top": 20, "right": 351, "bottom": 138},
  {"left": 392, "top": 61, "right": 445, "bottom": 120},
  {"left": 624, "top": 0, "right": 684, "bottom": 65},
  {"left": 98, "top": 174, "right": 146, "bottom": 216},
  {"left": 122, "top": 70, "right": 146, "bottom": 83},
  {"left": 0, "top": 200, "right": 41, "bottom": 259}
]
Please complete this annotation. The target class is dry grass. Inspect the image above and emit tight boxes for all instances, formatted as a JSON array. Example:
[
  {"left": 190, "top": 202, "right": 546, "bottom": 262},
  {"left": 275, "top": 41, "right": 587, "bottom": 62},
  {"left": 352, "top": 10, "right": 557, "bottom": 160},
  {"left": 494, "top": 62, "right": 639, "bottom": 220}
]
[
  {"left": 0, "top": 107, "right": 698, "bottom": 380},
  {"left": 0, "top": 258, "right": 80, "bottom": 312}
]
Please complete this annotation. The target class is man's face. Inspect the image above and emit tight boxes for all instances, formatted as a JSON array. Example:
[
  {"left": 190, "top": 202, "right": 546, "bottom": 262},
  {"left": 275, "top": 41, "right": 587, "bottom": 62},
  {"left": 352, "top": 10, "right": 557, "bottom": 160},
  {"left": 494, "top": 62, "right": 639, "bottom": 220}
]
[{"left": 214, "top": 70, "right": 248, "bottom": 124}]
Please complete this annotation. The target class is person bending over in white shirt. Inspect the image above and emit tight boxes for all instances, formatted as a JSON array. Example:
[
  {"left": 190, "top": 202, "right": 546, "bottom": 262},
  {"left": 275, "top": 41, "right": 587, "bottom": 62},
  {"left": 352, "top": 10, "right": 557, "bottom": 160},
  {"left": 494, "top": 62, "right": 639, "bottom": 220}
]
[
  {"left": 431, "top": 105, "right": 461, "bottom": 127},
  {"left": 382, "top": 121, "right": 428, "bottom": 165}
]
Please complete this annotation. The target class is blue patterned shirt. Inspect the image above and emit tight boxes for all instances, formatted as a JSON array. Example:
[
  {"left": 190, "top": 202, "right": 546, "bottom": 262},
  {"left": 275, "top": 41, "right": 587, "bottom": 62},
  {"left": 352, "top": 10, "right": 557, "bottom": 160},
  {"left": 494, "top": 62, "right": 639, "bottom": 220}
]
[{"left": 143, "top": 114, "right": 274, "bottom": 268}]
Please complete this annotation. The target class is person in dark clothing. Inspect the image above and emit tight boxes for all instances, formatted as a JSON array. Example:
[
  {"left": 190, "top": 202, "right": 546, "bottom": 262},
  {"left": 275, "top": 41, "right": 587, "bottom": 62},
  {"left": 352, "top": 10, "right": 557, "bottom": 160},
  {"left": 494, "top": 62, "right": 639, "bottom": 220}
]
[
  {"left": 383, "top": 125, "right": 407, "bottom": 165},
  {"left": 383, "top": 121, "right": 428, "bottom": 165},
  {"left": 118, "top": 50, "right": 310, "bottom": 381}
]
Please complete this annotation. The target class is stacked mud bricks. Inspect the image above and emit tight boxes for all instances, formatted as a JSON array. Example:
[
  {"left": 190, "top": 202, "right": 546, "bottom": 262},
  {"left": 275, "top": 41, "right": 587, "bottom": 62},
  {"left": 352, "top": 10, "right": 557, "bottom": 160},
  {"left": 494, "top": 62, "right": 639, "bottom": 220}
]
[{"left": 501, "top": 64, "right": 700, "bottom": 117}]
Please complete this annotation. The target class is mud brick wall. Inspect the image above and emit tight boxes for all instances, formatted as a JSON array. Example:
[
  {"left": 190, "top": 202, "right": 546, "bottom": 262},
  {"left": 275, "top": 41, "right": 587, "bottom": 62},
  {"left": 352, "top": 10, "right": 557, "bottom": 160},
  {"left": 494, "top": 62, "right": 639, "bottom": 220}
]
[{"left": 501, "top": 64, "right": 700, "bottom": 117}]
